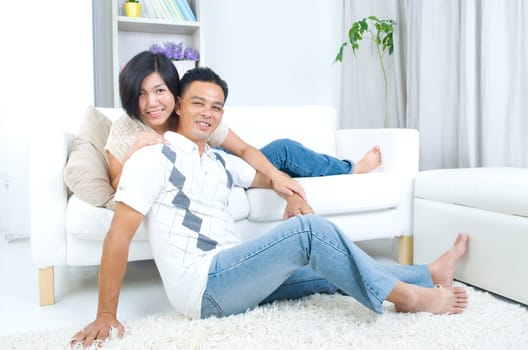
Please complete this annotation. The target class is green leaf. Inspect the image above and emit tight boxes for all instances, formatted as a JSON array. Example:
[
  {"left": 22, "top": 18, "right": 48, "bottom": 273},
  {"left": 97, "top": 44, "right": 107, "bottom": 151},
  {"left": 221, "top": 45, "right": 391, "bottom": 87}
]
[
  {"left": 334, "top": 42, "right": 347, "bottom": 62},
  {"left": 338, "top": 16, "right": 395, "bottom": 59},
  {"left": 359, "top": 19, "right": 368, "bottom": 31},
  {"left": 348, "top": 25, "right": 357, "bottom": 43}
]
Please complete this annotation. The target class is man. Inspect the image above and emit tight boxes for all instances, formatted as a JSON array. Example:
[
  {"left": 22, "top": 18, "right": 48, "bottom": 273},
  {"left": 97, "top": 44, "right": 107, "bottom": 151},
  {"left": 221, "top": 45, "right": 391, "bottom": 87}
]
[{"left": 71, "top": 67, "right": 468, "bottom": 349}]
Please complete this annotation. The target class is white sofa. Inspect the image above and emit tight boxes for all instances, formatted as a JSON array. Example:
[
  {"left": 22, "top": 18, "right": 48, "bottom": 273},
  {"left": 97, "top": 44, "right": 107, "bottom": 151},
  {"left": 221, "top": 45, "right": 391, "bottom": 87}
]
[
  {"left": 413, "top": 167, "right": 528, "bottom": 305},
  {"left": 30, "top": 105, "right": 419, "bottom": 305}
]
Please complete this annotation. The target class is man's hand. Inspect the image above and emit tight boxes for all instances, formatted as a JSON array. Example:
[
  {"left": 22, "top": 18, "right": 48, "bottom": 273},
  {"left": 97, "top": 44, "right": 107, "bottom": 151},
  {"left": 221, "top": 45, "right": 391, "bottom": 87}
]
[
  {"left": 271, "top": 172, "right": 307, "bottom": 200},
  {"left": 283, "top": 193, "right": 314, "bottom": 220},
  {"left": 70, "top": 202, "right": 142, "bottom": 349},
  {"left": 70, "top": 314, "right": 124, "bottom": 349}
]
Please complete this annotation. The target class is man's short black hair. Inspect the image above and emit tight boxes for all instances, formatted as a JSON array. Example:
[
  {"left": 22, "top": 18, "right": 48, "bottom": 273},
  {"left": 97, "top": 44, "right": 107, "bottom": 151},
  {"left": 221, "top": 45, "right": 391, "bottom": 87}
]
[{"left": 179, "top": 67, "right": 229, "bottom": 103}]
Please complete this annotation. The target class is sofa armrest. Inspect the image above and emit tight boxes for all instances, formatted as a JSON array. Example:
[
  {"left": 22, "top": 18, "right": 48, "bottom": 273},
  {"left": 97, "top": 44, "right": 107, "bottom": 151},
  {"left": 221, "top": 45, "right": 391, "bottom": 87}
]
[
  {"left": 29, "top": 130, "right": 72, "bottom": 268},
  {"left": 336, "top": 128, "right": 419, "bottom": 235}
]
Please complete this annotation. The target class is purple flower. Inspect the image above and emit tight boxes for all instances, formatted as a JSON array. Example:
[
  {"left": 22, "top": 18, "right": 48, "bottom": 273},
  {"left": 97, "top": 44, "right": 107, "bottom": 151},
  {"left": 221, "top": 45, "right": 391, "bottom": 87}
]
[
  {"left": 148, "top": 43, "right": 164, "bottom": 54},
  {"left": 148, "top": 42, "right": 199, "bottom": 61},
  {"left": 184, "top": 47, "right": 200, "bottom": 61},
  {"left": 163, "top": 41, "right": 183, "bottom": 60}
]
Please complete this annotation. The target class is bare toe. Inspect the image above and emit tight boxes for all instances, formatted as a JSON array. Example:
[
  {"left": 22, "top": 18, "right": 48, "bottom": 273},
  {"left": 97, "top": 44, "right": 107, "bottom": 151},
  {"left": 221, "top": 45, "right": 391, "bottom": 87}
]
[{"left": 429, "top": 233, "right": 469, "bottom": 287}]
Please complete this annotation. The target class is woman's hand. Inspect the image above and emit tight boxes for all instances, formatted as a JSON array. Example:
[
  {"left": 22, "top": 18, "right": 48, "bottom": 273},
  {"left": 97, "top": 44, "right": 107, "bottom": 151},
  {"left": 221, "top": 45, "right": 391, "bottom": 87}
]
[
  {"left": 124, "top": 132, "right": 167, "bottom": 162},
  {"left": 271, "top": 173, "right": 307, "bottom": 200},
  {"left": 70, "top": 315, "right": 124, "bottom": 349},
  {"left": 109, "top": 132, "right": 168, "bottom": 190}
]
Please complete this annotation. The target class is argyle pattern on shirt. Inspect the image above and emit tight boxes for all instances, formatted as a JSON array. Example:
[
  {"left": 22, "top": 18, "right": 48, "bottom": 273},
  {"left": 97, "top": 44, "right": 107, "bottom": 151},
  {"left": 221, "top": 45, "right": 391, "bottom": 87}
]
[{"left": 158, "top": 144, "right": 236, "bottom": 262}]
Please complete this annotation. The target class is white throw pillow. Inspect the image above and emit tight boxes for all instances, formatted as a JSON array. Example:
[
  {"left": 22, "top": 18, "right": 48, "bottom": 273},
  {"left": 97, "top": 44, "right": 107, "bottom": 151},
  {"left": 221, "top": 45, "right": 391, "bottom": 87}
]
[{"left": 63, "top": 105, "right": 115, "bottom": 209}]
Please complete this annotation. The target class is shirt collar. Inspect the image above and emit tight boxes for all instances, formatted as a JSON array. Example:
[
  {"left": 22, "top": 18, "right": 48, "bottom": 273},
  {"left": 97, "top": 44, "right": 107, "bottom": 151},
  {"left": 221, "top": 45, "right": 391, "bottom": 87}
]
[{"left": 163, "top": 131, "right": 211, "bottom": 155}]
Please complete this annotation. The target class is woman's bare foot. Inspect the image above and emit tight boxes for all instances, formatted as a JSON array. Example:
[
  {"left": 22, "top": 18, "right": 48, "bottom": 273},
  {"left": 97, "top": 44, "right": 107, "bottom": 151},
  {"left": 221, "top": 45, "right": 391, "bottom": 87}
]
[
  {"left": 389, "top": 282, "right": 468, "bottom": 315},
  {"left": 352, "top": 146, "right": 382, "bottom": 174},
  {"left": 428, "top": 233, "right": 469, "bottom": 287}
]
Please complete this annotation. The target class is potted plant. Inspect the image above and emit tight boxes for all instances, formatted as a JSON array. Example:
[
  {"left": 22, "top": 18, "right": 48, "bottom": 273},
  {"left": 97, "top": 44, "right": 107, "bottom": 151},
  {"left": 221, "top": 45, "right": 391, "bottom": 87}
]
[
  {"left": 124, "top": 0, "right": 141, "bottom": 18},
  {"left": 148, "top": 42, "right": 200, "bottom": 76},
  {"left": 335, "top": 16, "right": 395, "bottom": 128}
]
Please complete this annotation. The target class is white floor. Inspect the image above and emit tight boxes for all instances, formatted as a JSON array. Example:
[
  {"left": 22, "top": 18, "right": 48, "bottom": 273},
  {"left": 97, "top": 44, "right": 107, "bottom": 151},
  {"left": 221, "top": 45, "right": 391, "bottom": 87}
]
[
  {"left": 0, "top": 237, "right": 173, "bottom": 338},
  {"left": 0, "top": 236, "right": 399, "bottom": 338}
]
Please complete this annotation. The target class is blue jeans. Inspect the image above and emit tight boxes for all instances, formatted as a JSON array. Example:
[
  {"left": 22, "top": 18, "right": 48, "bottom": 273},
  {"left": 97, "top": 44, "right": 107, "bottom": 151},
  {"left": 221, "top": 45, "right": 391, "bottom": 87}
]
[
  {"left": 260, "top": 139, "right": 353, "bottom": 177},
  {"left": 201, "top": 214, "right": 433, "bottom": 318}
]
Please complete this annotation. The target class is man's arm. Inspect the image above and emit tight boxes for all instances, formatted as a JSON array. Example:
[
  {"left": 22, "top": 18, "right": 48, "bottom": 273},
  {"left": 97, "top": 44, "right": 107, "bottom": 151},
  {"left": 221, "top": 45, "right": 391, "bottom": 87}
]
[
  {"left": 282, "top": 192, "right": 314, "bottom": 219},
  {"left": 250, "top": 171, "right": 314, "bottom": 219},
  {"left": 70, "top": 202, "right": 144, "bottom": 349},
  {"left": 221, "top": 129, "right": 306, "bottom": 199}
]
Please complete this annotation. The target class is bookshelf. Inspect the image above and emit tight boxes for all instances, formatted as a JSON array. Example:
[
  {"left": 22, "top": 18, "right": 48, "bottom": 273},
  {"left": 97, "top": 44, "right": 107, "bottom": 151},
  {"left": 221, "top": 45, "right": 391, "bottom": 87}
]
[{"left": 93, "top": 0, "right": 203, "bottom": 107}]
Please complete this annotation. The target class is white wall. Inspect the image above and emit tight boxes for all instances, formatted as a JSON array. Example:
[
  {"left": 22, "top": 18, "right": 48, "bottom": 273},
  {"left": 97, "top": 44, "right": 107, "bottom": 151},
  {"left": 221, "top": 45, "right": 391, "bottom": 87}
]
[
  {"left": 0, "top": 1, "right": 94, "bottom": 239},
  {"left": 0, "top": 0, "right": 342, "bottom": 238},
  {"left": 200, "top": 0, "right": 342, "bottom": 109},
  {"left": 0, "top": 91, "right": 7, "bottom": 236}
]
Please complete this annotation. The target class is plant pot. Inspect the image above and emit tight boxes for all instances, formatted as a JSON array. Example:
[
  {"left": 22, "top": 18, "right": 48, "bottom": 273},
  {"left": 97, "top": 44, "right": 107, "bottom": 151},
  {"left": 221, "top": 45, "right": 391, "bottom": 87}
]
[
  {"left": 172, "top": 60, "right": 197, "bottom": 77},
  {"left": 124, "top": 2, "right": 141, "bottom": 18}
]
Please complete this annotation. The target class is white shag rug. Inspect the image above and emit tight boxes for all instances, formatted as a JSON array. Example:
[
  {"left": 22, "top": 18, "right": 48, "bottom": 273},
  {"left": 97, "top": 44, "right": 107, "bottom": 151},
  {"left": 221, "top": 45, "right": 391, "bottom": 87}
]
[{"left": 2, "top": 285, "right": 528, "bottom": 350}]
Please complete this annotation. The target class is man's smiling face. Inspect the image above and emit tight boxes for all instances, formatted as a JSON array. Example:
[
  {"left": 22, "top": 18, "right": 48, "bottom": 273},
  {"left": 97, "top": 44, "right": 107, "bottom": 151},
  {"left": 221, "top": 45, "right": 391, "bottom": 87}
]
[{"left": 176, "top": 81, "right": 225, "bottom": 148}]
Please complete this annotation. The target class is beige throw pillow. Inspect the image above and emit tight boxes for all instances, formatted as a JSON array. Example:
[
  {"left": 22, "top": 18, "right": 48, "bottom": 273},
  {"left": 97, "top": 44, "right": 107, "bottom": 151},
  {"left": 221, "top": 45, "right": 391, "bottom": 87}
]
[{"left": 63, "top": 105, "right": 115, "bottom": 209}]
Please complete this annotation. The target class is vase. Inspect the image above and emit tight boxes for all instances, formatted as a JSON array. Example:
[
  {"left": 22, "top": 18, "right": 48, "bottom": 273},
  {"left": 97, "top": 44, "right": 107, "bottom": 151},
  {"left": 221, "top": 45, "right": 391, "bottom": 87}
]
[
  {"left": 172, "top": 60, "right": 197, "bottom": 77},
  {"left": 124, "top": 2, "right": 141, "bottom": 17}
]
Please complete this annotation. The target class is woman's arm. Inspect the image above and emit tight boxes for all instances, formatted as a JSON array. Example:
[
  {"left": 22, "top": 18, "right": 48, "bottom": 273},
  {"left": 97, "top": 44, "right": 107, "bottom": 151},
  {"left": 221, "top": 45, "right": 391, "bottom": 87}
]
[
  {"left": 221, "top": 129, "right": 306, "bottom": 199},
  {"left": 108, "top": 152, "right": 124, "bottom": 191},
  {"left": 70, "top": 202, "right": 144, "bottom": 349}
]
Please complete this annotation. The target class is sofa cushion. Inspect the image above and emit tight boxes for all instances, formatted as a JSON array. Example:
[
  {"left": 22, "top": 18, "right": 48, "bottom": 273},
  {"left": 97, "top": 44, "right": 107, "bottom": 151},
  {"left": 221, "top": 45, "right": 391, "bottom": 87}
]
[
  {"left": 227, "top": 187, "right": 250, "bottom": 221},
  {"left": 63, "top": 106, "right": 115, "bottom": 209},
  {"left": 66, "top": 195, "right": 149, "bottom": 241},
  {"left": 247, "top": 173, "right": 400, "bottom": 222},
  {"left": 415, "top": 167, "right": 528, "bottom": 217}
]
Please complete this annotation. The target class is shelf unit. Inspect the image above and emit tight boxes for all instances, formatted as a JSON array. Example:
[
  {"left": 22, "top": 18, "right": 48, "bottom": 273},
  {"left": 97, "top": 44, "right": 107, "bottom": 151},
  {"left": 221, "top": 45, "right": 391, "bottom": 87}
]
[{"left": 93, "top": 0, "right": 203, "bottom": 107}]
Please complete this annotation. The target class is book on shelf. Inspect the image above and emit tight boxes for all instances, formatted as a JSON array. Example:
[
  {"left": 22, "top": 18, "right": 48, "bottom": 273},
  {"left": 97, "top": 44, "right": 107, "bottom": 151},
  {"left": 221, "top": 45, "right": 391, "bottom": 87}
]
[
  {"left": 160, "top": 0, "right": 179, "bottom": 21},
  {"left": 152, "top": 0, "right": 187, "bottom": 22},
  {"left": 140, "top": 0, "right": 154, "bottom": 18},
  {"left": 174, "top": 0, "right": 197, "bottom": 21},
  {"left": 118, "top": 0, "right": 194, "bottom": 22},
  {"left": 164, "top": 0, "right": 185, "bottom": 21},
  {"left": 151, "top": 0, "right": 168, "bottom": 20}
]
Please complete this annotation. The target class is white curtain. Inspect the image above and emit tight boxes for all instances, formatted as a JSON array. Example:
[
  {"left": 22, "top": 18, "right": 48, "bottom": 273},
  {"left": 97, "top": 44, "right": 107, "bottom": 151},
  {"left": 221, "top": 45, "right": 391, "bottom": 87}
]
[{"left": 341, "top": 0, "right": 528, "bottom": 170}]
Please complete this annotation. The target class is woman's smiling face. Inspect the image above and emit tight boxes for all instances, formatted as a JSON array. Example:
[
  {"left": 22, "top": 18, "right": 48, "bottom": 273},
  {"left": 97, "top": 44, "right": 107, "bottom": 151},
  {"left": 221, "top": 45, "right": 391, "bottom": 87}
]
[{"left": 138, "top": 72, "right": 176, "bottom": 134}]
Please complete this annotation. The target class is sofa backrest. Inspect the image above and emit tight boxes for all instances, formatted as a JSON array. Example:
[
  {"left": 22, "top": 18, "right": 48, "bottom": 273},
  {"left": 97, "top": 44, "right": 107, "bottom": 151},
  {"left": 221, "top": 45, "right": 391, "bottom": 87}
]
[{"left": 222, "top": 105, "right": 337, "bottom": 156}]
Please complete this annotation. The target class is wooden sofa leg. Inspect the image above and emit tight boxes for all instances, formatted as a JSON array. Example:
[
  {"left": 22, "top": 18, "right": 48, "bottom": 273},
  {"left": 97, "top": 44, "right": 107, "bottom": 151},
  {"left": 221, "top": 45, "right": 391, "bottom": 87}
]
[
  {"left": 397, "top": 235, "right": 413, "bottom": 265},
  {"left": 38, "top": 267, "right": 55, "bottom": 306}
]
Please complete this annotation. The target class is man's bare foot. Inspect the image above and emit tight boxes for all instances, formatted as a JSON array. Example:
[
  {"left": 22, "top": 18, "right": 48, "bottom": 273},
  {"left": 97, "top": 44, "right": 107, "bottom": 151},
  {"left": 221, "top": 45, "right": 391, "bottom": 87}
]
[
  {"left": 428, "top": 233, "right": 468, "bottom": 287},
  {"left": 389, "top": 282, "right": 468, "bottom": 315},
  {"left": 352, "top": 146, "right": 382, "bottom": 174}
]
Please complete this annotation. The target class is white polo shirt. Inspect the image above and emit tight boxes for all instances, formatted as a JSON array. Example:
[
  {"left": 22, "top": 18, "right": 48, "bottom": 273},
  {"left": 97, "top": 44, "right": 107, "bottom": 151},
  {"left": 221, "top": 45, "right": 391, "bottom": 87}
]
[{"left": 115, "top": 131, "right": 256, "bottom": 318}]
